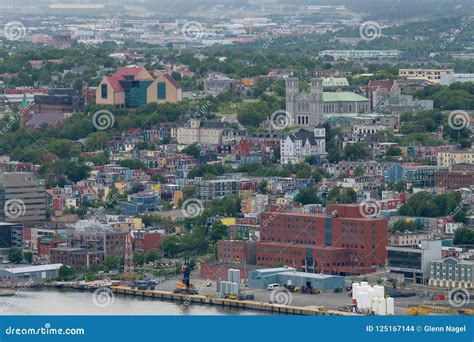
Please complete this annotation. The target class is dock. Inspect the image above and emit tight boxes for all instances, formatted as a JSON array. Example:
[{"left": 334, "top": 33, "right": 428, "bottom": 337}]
[{"left": 111, "top": 286, "right": 356, "bottom": 316}]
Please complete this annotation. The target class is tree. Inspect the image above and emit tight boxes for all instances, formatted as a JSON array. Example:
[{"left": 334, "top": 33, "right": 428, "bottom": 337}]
[
  {"left": 7, "top": 248, "right": 22, "bottom": 263},
  {"left": 144, "top": 251, "right": 159, "bottom": 263},
  {"left": 23, "top": 251, "right": 33, "bottom": 264},
  {"left": 133, "top": 252, "right": 145, "bottom": 266},
  {"left": 453, "top": 227, "right": 474, "bottom": 245},
  {"left": 343, "top": 143, "right": 369, "bottom": 160},
  {"left": 182, "top": 143, "right": 201, "bottom": 159},
  {"left": 58, "top": 265, "right": 74, "bottom": 280},
  {"left": 104, "top": 256, "right": 121, "bottom": 271},
  {"left": 257, "top": 180, "right": 268, "bottom": 194},
  {"left": 294, "top": 187, "right": 321, "bottom": 205}
]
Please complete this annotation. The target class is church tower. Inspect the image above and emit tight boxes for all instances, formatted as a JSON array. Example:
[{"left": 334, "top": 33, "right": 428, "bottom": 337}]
[
  {"left": 310, "top": 77, "right": 323, "bottom": 126},
  {"left": 285, "top": 77, "right": 299, "bottom": 123}
]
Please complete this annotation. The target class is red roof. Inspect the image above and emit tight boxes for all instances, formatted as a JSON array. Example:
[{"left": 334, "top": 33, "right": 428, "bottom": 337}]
[
  {"left": 367, "top": 80, "right": 395, "bottom": 91},
  {"left": 114, "top": 66, "right": 152, "bottom": 80},
  {"left": 161, "top": 73, "right": 181, "bottom": 89},
  {"left": 105, "top": 76, "right": 124, "bottom": 92},
  {"left": 5, "top": 87, "right": 48, "bottom": 94}
]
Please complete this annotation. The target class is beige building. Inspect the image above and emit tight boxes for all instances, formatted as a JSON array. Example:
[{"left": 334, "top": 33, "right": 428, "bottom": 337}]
[
  {"left": 0, "top": 173, "right": 47, "bottom": 226},
  {"left": 437, "top": 150, "right": 474, "bottom": 167},
  {"left": 398, "top": 68, "right": 454, "bottom": 84},
  {"left": 177, "top": 119, "right": 230, "bottom": 146},
  {"left": 96, "top": 66, "right": 182, "bottom": 108},
  {"left": 388, "top": 231, "right": 435, "bottom": 246}
]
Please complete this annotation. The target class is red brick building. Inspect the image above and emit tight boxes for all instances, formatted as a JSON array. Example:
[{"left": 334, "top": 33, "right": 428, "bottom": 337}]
[
  {"left": 217, "top": 240, "right": 256, "bottom": 264},
  {"left": 256, "top": 204, "right": 388, "bottom": 275},
  {"left": 132, "top": 231, "right": 163, "bottom": 255},
  {"left": 435, "top": 170, "right": 474, "bottom": 190}
]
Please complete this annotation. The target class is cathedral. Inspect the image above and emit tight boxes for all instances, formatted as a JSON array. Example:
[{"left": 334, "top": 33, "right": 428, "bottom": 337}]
[
  {"left": 285, "top": 77, "right": 324, "bottom": 127},
  {"left": 285, "top": 77, "right": 370, "bottom": 128}
]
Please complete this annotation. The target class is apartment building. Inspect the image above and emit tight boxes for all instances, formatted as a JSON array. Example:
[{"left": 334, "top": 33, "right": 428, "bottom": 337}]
[
  {"left": 0, "top": 173, "right": 47, "bottom": 226},
  {"left": 398, "top": 68, "right": 454, "bottom": 84}
]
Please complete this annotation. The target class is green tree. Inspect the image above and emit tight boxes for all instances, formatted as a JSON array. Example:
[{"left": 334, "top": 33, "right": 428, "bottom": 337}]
[
  {"left": 144, "top": 251, "right": 159, "bottom": 263},
  {"left": 7, "top": 248, "right": 22, "bottom": 263},
  {"left": 294, "top": 187, "right": 321, "bottom": 205},
  {"left": 182, "top": 143, "right": 201, "bottom": 159},
  {"left": 58, "top": 265, "right": 75, "bottom": 280},
  {"left": 23, "top": 251, "right": 33, "bottom": 264}
]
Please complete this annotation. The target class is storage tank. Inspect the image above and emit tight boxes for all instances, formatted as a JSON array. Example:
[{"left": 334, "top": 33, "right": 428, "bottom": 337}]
[
  {"left": 352, "top": 283, "right": 360, "bottom": 300},
  {"left": 231, "top": 282, "right": 239, "bottom": 295},
  {"left": 374, "top": 285, "right": 385, "bottom": 298},
  {"left": 233, "top": 269, "right": 241, "bottom": 288},
  {"left": 386, "top": 297, "right": 395, "bottom": 315},
  {"left": 378, "top": 297, "right": 387, "bottom": 315},
  {"left": 358, "top": 292, "right": 370, "bottom": 312},
  {"left": 228, "top": 269, "right": 234, "bottom": 283},
  {"left": 372, "top": 297, "right": 379, "bottom": 315}
]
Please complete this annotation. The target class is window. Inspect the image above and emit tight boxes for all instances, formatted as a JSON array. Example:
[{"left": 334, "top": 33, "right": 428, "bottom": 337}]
[
  {"left": 157, "top": 82, "right": 167, "bottom": 100},
  {"left": 101, "top": 84, "right": 108, "bottom": 99}
]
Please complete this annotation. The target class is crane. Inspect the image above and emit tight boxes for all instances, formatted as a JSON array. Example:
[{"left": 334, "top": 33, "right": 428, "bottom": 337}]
[{"left": 174, "top": 257, "right": 198, "bottom": 295}]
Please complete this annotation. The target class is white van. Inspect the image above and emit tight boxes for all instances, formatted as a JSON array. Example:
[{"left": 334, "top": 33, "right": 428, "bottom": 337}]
[{"left": 266, "top": 283, "right": 281, "bottom": 290}]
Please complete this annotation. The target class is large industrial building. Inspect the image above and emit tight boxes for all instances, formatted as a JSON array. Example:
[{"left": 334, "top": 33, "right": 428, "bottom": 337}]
[
  {"left": 0, "top": 263, "right": 62, "bottom": 281},
  {"left": 248, "top": 267, "right": 345, "bottom": 291},
  {"left": 257, "top": 204, "right": 388, "bottom": 275}
]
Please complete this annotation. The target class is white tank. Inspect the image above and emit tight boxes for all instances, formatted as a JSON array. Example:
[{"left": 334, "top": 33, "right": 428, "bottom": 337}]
[
  {"left": 231, "top": 282, "right": 239, "bottom": 295},
  {"left": 352, "top": 283, "right": 360, "bottom": 300},
  {"left": 367, "top": 287, "right": 376, "bottom": 299},
  {"left": 228, "top": 269, "right": 234, "bottom": 283},
  {"left": 378, "top": 297, "right": 387, "bottom": 316},
  {"left": 374, "top": 285, "right": 385, "bottom": 298},
  {"left": 360, "top": 281, "right": 369, "bottom": 287},
  {"left": 372, "top": 297, "right": 379, "bottom": 315},
  {"left": 356, "top": 292, "right": 367, "bottom": 310},
  {"left": 386, "top": 297, "right": 395, "bottom": 315}
]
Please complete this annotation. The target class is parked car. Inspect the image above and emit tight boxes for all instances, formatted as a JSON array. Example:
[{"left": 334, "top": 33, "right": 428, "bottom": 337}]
[{"left": 266, "top": 283, "right": 281, "bottom": 290}]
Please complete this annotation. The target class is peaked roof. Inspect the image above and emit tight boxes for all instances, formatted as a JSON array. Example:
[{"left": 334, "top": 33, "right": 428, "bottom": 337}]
[
  {"left": 367, "top": 80, "right": 396, "bottom": 91},
  {"left": 160, "top": 73, "right": 181, "bottom": 89},
  {"left": 115, "top": 66, "right": 152, "bottom": 79}
]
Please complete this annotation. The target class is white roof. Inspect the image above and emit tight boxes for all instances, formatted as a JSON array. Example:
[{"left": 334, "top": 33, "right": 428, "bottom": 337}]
[{"left": 3, "top": 264, "right": 63, "bottom": 274}]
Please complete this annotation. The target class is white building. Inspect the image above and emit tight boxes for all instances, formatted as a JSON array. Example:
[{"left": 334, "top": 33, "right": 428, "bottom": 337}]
[
  {"left": 440, "top": 73, "right": 474, "bottom": 85},
  {"left": 280, "top": 127, "right": 326, "bottom": 164}
]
